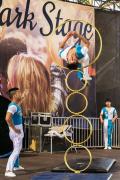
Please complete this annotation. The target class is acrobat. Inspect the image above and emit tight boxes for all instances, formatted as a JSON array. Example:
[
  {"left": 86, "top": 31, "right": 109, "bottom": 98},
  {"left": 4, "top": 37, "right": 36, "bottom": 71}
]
[{"left": 58, "top": 31, "right": 92, "bottom": 81}]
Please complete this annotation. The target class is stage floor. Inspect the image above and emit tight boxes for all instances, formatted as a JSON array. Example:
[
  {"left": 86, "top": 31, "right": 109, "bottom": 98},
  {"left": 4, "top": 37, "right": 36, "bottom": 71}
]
[{"left": 0, "top": 149, "right": 120, "bottom": 180}]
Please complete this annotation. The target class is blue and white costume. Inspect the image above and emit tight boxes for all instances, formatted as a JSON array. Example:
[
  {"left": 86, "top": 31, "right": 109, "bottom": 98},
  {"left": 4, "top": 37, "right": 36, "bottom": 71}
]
[
  {"left": 101, "top": 107, "right": 117, "bottom": 148},
  {"left": 59, "top": 44, "right": 92, "bottom": 81},
  {"left": 6, "top": 102, "right": 24, "bottom": 172}
]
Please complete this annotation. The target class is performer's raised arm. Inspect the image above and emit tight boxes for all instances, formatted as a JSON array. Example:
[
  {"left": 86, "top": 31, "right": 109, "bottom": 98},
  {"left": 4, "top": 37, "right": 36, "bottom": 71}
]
[
  {"left": 59, "top": 31, "right": 75, "bottom": 49},
  {"left": 74, "top": 32, "right": 90, "bottom": 48}
]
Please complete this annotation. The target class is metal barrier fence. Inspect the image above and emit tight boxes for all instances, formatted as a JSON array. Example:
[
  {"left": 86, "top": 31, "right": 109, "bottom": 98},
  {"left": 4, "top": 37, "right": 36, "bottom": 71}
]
[{"left": 23, "top": 117, "right": 120, "bottom": 152}]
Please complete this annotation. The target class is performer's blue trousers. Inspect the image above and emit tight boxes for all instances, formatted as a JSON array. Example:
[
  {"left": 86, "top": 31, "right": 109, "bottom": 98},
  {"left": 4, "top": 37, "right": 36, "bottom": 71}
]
[
  {"left": 14, "top": 157, "right": 20, "bottom": 167},
  {"left": 108, "top": 120, "right": 113, "bottom": 147},
  {"left": 77, "top": 64, "right": 83, "bottom": 80}
]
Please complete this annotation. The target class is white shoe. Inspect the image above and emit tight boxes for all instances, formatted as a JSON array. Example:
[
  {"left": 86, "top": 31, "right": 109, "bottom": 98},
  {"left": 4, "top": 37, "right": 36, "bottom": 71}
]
[
  {"left": 83, "top": 76, "right": 92, "bottom": 81},
  {"left": 104, "top": 147, "right": 108, "bottom": 150},
  {"left": 13, "top": 166, "right": 24, "bottom": 171},
  {"left": 108, "top": 146, "right": 112, "bottom": 150},
  {"left": 5, "top": 171, "right": 16, "bottom": 177}
]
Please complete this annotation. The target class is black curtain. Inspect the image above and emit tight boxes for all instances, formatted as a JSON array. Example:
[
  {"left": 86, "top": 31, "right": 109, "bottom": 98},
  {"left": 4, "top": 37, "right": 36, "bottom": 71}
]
[{"left": 95, "top": 10, "right": 120, "bottom": 116}]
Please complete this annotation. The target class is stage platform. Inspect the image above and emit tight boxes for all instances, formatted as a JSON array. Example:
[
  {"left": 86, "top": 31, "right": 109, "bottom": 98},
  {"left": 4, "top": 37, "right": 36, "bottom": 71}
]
[
  {"left": 32, "top": 172, "right": 112, "bottom": 180},
  {"left": 52, "top": 157, "right": 116, "bottom": 173},
  {"left": 0, "top": 149, "right": 120, "bottom": 180}
]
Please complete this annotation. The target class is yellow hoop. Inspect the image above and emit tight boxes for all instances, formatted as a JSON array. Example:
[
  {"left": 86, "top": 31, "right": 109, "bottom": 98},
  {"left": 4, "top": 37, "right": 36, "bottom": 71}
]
[
  {"left": 64, "top": 145, "right": 92, "bottom": 173},
  {"left": 66, "top": 92, "right": 88, "bottom": 114},
  {"left": 65, "top": 70, "right": 88, "bottom": 92},
  {"left": 48, "top": 19, "right": 102, "bottom": 69},
  {"left": 48, "top": 19, "right": 96, "bottom": 174},
  {"left": 63, "top": 114, "right": 93, "bottom": 145}
]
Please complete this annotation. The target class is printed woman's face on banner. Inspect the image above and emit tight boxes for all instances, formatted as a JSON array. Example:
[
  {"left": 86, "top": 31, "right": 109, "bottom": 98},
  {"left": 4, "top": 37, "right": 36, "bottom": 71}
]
[{"left": 0, "top": 0, "right": 96, "bottom": 116}]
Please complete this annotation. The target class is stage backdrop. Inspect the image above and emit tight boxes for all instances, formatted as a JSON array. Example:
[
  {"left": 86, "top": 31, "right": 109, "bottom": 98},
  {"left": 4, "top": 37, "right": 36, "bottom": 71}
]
[
  {"left": 96, "top": 10, "right": 120, "bottom": 116},
  {"left": 0, "top": 0, "right": 96, "bottom": 118}
]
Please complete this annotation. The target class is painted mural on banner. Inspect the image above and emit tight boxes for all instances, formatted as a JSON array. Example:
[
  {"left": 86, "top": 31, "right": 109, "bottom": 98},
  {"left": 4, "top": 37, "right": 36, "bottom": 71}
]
[{"left": 0, "top": 0, "right": 96, "bottom": 117}]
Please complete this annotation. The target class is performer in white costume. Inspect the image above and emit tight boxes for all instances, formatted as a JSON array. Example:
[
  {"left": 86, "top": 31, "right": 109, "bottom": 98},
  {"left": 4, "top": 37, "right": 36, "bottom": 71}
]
[
  {"left": 100, "top": 99, "right": 117, "bottom": 150},
  {"left": 5, "top": 88, "right": 24, "bottom": 177},
  {"left": 58, "top": 31, "right": 92, "bottom": 81}
]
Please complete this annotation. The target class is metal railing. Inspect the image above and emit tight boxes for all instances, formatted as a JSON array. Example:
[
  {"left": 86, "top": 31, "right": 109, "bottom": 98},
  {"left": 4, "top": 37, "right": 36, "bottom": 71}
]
[{"left": 23, "top": 117, "right": 120, "bottom": 152}]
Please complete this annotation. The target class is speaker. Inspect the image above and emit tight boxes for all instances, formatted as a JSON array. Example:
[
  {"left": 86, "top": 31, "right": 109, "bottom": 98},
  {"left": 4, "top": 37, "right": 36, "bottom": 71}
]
[
  {"left": 31, "top": 112, "right": 52, "bottom": 127},
  {"left": 40, "top": 113, "right": 51, "bottom": 126},
  {"left": 31, "top": 112, "right": 39, "bottom": 125}
]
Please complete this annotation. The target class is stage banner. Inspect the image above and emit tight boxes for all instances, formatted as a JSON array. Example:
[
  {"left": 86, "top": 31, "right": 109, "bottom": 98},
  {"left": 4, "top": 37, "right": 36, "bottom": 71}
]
[{"left": 0, "top": 0, "right": 96, "bottom": 117}]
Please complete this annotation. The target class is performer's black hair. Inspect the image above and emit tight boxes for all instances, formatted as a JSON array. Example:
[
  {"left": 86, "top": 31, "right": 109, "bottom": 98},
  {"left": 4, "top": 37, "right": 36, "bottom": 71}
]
[
  {"left": 105, "top": 98, "right": 111, "bottom": 102},
  {"left": 8, "top": 87, "right": 19, "bottom": 94},
  {"left": 7, "top": 87, "right": 19, "bottom": 98}
]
